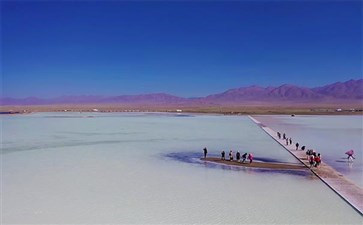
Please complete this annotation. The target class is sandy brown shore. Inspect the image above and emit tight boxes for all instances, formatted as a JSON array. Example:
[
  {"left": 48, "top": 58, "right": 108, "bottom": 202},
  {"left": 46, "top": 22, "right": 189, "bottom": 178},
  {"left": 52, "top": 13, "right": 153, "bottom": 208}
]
[{"left": 201, "top": 157, "right": 307, "bottom": 170}]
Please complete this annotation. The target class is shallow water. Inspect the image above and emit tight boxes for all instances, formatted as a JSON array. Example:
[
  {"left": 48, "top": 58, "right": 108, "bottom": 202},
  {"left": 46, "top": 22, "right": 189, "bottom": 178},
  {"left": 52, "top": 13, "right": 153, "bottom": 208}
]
[
  {"left": 254, "top": 115, "right": 363, "bottom": 188},
  {"left": 1, "top": 113, "right": 362, "bottom": 223}
]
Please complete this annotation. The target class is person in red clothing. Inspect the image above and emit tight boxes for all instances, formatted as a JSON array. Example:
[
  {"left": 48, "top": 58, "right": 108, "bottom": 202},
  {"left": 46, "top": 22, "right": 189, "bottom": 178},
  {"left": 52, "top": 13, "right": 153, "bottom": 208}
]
[
  {"left": 309, "top": 155, "right": 315, "bottom": 168},
  {"left": 314, "top": 153, "right": 321, "bottom": 167}
]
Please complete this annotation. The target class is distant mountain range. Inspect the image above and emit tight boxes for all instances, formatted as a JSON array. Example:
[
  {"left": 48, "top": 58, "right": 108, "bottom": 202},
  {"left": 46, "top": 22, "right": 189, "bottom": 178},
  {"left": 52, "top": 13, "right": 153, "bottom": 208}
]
[
  {"left": 1, "top": 79, "right": 362, "bottom": 106},
  {"left": 204, "top": 79, "right": 363, "bottom": 103}
]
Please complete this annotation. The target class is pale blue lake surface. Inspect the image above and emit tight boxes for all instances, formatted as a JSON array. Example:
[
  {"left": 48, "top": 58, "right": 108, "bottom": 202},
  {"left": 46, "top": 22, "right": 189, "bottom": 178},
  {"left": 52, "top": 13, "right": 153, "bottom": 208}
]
[
  {"left": 254, "top": 115, "right": 363, "bottom": 188},
  {"left": 1, "top": 113, "right": 362, "bottom": 224}
]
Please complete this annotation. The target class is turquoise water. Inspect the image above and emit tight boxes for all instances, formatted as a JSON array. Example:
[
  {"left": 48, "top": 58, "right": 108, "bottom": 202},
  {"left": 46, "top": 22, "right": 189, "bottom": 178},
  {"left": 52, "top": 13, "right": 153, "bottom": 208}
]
[
  {"left": 1, "top": 113, "right": 362, "bottom": 223},
  {"left": 254, "top": 115, "right": 363, "bottom": 188}
]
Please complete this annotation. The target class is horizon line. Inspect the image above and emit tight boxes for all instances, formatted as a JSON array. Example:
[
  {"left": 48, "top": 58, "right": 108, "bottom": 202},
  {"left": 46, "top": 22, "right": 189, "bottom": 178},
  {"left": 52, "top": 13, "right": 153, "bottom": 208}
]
[{"left": 2, "top": 78, "right": 361, "bottom": 99}]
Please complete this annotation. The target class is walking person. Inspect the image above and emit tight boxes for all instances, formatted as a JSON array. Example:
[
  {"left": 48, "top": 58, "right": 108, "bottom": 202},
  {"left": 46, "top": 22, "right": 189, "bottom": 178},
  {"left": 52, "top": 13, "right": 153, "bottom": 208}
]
[
  {"left": 301, "top": 146, "right": 306, "bottom": 151},
  {"left": 346, "top": 150, "right": 355, "bottom": 161},
  {"left": 248, "top": 153, "right": 253, "bottom": 163},
  {"left": 236, "top": 151, "right": 241, "bottom": 162},
  {"left": 295, "top": 142, "right": 299, "bottom": 150},
  {"left": 306, "top": 149, "right": 312, "bottom": 160},
  {"left": 286, "top": 138, "right": 289, "bottom": 145},
  {"left": 289, "top": 138, "right": 292, "bottom": 145},
  {"left": 229, "top": 150, "right": 233, "bottom": 161},
  {"left": 203, "top": 147, "right": 208, "bottom": 158},
  {"left": 309, "top": 154, "right": 315, "bottom": 168},
  {"left": 242, "top": 153, "right": 247, "bottom": 163},
  {"left": 221, "top": 150, "right": 225, "bottom": 160},
  {"left": 314, "top": 153, "right": 321, "bottom": 167},
  {"left": 277, "top": 132, "right": 281, "bottom": 139},
  {"left": 283, "top": 133, "right": 286, "bottom": 140}
]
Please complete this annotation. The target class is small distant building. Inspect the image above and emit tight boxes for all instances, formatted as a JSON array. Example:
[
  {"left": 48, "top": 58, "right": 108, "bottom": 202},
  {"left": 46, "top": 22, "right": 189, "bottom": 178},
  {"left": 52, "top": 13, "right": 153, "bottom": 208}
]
[
  {"left": 92, "top": 109, "right": 99, "bottom": 112},
  {"left": 336, "top": 108, "right": 342, "bottom": 112},
  {"left": 176, "top": 109, "right": 183, "bottom": 112}
]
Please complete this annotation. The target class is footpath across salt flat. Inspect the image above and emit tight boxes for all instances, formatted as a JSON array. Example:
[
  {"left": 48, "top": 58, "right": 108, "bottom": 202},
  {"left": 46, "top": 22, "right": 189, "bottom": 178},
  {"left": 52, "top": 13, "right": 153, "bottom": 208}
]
[{"left": 249, "top": 115, "right": 363, "bottom": 216}]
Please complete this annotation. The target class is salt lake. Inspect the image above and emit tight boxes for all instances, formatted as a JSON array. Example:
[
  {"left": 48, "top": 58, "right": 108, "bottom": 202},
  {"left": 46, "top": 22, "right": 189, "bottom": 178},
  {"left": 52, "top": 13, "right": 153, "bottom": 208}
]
[{"left": 1, "top": 113, "right": 362, "bottom": 223}]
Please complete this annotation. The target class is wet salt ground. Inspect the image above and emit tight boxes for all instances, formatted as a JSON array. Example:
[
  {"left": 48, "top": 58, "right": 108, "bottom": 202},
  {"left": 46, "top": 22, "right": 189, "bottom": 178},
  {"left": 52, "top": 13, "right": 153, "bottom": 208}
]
[{"left": 165, "top": 151, "right": 312, "bottom": 177}]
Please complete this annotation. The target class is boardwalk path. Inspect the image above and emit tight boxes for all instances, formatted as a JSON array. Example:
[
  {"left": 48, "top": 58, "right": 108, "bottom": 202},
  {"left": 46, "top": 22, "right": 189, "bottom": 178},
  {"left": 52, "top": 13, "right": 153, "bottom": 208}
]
[{"left": 248, "top": 116, "right": 363, "bottom": 216}]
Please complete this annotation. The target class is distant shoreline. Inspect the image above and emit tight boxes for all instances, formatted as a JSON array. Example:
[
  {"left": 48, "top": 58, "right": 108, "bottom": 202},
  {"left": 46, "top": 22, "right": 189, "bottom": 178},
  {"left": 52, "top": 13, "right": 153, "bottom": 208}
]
[{"left": 1, "top": 104, "right": 362, "bottom": 115}]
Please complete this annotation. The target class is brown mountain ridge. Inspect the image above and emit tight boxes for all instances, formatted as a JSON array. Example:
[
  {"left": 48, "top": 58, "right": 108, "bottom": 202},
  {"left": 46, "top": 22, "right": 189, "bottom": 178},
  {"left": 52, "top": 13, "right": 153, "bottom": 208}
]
[{"left": 1, "top": 79, "right": 362, "bottom": 105}]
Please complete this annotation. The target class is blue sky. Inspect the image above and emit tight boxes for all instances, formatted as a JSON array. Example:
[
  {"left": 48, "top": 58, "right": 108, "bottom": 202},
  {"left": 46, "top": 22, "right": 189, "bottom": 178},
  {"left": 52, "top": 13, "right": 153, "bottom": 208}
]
[{"left": 2, "top": 1, "right": 362, "bottom": 98}]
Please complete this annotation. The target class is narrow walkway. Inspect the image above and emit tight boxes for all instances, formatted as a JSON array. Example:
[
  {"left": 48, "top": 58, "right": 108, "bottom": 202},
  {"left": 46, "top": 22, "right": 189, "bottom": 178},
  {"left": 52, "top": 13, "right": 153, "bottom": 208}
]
[{"left": 248, "top": 116, "right": 363, "bottom": 216}]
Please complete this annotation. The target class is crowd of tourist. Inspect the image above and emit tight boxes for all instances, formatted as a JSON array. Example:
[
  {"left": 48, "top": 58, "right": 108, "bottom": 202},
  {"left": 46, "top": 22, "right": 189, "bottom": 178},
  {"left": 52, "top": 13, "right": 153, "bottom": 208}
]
[
  {"left": 306, "top": 149, "right": 322, "bottom": 168},
  {"left": 203, "top": 148, "right": 254, "bottom": 163},
  {"left": 202, "top": 130, "right": 329, "bottom": 169},
  {"left": 277, "top": 131, "right": 322, "bottom": 168},
  {"left": 202, "top": 130, "right": 353, "bottom": 171}
]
